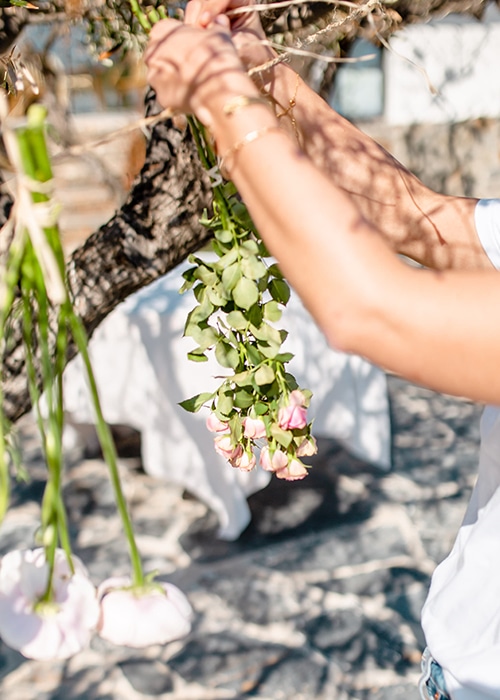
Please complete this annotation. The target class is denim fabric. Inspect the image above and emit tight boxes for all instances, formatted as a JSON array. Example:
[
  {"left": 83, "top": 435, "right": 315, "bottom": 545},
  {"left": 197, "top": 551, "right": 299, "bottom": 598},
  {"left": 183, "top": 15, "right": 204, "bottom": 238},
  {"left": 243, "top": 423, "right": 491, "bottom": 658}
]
[{"left": 419, "top": 648, "right": 450, "bottom": 700}]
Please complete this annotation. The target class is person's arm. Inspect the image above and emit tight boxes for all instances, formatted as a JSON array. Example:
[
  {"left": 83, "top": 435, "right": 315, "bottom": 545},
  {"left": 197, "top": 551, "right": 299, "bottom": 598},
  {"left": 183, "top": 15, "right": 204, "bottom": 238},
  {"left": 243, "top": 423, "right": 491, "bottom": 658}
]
[
  {"left": 261, "top": 63, "right": 488, "bottom": 272},
  {"left": 184, "top": 0, "right": 491, "bottom": 272},
  {"left": 145, "top": 19, "right": 500, "bottom": 404}
]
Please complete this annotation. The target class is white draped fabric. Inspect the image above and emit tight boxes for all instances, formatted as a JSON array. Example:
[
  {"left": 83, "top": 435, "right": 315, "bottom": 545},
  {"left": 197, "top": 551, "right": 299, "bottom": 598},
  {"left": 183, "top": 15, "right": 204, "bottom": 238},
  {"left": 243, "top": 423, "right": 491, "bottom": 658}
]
[{"left": 63, "top": 263, "right": 391, "bottom": 540}]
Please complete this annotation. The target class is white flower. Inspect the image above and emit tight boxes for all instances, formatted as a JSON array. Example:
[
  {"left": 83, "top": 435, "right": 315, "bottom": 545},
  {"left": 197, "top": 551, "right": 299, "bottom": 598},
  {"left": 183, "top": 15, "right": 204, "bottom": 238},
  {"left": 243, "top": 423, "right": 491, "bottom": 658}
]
[
  {"left": 97, "top": 576, "right": 193, "bottom": 648},
  {"left": 0, "top": 548, "right": 99, "bottom": 660}
]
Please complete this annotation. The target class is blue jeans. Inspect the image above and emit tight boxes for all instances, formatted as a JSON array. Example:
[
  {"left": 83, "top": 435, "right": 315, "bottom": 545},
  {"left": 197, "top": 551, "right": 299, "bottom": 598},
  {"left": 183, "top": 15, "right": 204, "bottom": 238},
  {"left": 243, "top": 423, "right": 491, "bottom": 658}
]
[{"left": 419, "top": 648, "right": 450, "bottom": 700}]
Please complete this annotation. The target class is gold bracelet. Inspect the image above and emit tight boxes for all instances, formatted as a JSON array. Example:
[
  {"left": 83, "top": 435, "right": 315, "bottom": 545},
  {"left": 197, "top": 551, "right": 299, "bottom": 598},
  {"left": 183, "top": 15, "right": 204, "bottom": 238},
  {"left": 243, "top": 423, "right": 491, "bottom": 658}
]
[
  {"left": 222, "top": 95, "right": 273, "bottom": 116},
  {"left": 219, "top": 125, "right": 284, "bottom": 179}
]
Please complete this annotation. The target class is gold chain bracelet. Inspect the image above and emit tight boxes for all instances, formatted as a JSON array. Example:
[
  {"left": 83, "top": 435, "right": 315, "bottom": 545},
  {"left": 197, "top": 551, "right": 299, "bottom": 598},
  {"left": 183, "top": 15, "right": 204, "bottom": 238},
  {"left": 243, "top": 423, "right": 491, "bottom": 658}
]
[
  {"left": 222, "top": 94, "right": 274, "bottom": 116},
  {"left": 218, "top": 125, "right": 284, "bottom": 179}
]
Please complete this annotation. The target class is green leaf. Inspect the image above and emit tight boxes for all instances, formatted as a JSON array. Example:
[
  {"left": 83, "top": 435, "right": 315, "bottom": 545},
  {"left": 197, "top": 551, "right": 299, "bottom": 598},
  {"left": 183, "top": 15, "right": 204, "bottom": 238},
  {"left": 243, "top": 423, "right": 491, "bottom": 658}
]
[
  {"left": 269, "top": 278, "right": 291, "bottom": 305},
  {"left": 187, "top": 350, "right": 209, "bottom": 362},
  {"left": 270, "top": 424, "right": 293, "bottom": 448},
  {"left": 231, "top": 202, "right": 255, "bottom": 230},
  {"left": 233, "top": 277, "right": 259, "bottom": 310},
  {"left": 207, "top": 284, "right": 229, "bottom": 307},
  {"left": 215, "top": 248, "right": 239, "bottom": 270},
  {"left": 221, "top": 262, "right": 242, "bottom": 292},
  {"left": 254, "top": 364, "right": 275, "bottom": 386},
  {"left": 195, "top": 266, "right": 218, "bottom": 287},
  {"left": 247, "top": 304, "right": 263, "bottom": 328},
  {"left": 184, "top": 323, "right": 219, "bottom": 350},
  {"left": 240, "top": 239, "right": 259, "bottom": 256},
  {"left": 254, "top": 401, "right": 269, "bottom": 416},
  {"left": 263, "top": 300, "right": 282, "bottom": 322},
  {"left": 179, "top": 279, "right": 194, "bottom": 294},
  {"left": 246, "top": 343, "right": 264, "bottom": 366},
  {"left": 226, "top": 309, "right": 248, "bottom": 331},
  {"left": 275, "top": 352, "right": 294, "bottom": 363},
  {"left": 284, "top": 372, "right": 299, "bottom": 390},
  {"left": 268, "top": 263, "right": 284, "bottom": 279},
  {"left": 187, "top": 293, "right": 214, "bottom": 324},
  {"left": 198, "top": 326, "right": 220, "bottom": 350},
  {"left": 193, "top": 283, "right": 204, "bottom": 302},
  {"left": 250, "top": 322, "right": 282, "bottom": 346},
  {"left": 231, "top": 370, "right": 253, "bottom": 386},
  {"left": 199, "top": 209, "right": 213, "bottom": 227},
  {"left": 179, "top": 266, "right": 198, "bottom": 293},
  {"left": 215, "top": 340, "right": 240, "bottom": 369},
  {"left": 257, "top": 341, "right": 282, "bottom": 360},
  {"left": 179, "top": 391, "right": 214, "bottom": 412},
  {"left": 182, "top": 266, "right": 198, "bottom": 282},
  {"left": 233, "top": 389, "right": 255, "bottom": 409},
  {"left": 229, "top": 414, "right": 243, "bottom": 442},
  {"left": 241, "top": 255, "right": 267, "bottom": 280},
  {"left": 215, "top": 228, "right": 234, "bottom": 244},
  {"left": 217, "top": 391, "right": 234, "bottom": 417}
]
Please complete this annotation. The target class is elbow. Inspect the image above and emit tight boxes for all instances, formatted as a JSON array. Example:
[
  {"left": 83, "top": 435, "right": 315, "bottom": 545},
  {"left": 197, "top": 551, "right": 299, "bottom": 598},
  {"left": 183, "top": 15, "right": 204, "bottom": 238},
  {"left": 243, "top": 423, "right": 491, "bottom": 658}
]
[{"left": 318, "top": 284, "right": 391, "bottom": 360}]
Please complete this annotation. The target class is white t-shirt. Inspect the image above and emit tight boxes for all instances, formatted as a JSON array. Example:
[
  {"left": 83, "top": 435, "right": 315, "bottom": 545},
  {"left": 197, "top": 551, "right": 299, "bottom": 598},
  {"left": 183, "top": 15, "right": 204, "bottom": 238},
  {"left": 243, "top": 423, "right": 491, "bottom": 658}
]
[{"left": 421, "top": 198, "right": 500, "bottom": 699}]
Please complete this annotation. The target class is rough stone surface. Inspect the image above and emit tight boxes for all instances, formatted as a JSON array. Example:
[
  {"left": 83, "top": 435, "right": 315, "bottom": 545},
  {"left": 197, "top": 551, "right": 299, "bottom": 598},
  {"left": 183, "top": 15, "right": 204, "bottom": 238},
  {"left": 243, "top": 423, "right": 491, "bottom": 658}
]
[{"left": 0, "top": 375, "right": 483, "bottom": 699}]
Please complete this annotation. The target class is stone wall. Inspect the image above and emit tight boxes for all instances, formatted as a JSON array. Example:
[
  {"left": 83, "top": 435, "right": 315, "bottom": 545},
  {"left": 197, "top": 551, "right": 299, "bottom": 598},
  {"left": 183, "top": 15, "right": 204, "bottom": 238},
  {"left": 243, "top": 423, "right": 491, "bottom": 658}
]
[{"left": 362, "top": 116, "right": 500, "bottom": 198}]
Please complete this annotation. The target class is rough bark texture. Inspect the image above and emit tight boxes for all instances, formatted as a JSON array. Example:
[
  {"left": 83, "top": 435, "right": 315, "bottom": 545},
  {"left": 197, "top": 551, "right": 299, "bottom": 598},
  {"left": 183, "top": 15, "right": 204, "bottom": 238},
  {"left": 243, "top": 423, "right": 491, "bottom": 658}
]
[{"left": 2, "top": 92, "right": 214, "bottom": 423}]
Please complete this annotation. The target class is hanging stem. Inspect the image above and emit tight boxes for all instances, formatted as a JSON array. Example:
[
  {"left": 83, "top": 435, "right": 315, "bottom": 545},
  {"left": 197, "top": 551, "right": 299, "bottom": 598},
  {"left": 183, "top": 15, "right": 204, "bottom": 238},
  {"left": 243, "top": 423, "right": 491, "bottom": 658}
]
[
  {"left": 2, "top": 104, "right": 146, "bottom": 592},
  {"left": 69, "top": 314, "right": 144, "bottom": 586}
]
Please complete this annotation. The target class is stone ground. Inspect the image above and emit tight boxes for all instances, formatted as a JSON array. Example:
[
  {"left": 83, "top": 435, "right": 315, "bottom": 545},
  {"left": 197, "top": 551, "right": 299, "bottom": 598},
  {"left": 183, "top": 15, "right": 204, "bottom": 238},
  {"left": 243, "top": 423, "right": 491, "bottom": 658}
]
[{"left": 0, "top": 374, "right": 483, "bottom": 700}]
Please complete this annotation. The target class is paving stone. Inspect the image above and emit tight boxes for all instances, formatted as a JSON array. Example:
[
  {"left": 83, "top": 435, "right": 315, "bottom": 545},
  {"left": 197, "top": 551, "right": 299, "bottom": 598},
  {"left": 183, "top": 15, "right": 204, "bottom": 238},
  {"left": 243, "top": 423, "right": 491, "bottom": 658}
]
[
  {"left": 169, "top": 634, "right": 290, "bottom": 693},
  {"left": 0, "top": 376, "right": 484, "bottom": 699},
  {"left": 118, "top": 658, "right": 174, "bottom": 695}
]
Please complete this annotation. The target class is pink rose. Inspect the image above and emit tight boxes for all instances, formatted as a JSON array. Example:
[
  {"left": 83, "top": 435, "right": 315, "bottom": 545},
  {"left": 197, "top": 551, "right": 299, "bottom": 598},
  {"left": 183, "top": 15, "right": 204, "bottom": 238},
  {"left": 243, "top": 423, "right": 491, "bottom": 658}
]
[
  {"left": 97, "top": 577, "right": 192, "bottom": 647},
  {"left": 260, "top": 445, "right": 289, "bottom": 473},
  {"left": 243, "top": 417, "right": 267, "bottom": 439},
  {"left": 278, "top": 390, "right": 308, "bottom": 430},
  {"left": 296, "top": 436, "right": 318, "bottom": 457},
  {"left": 0, "top": 548, "right": 99, "bottom": 660},
  {"left": 230, "top": 449, "right": 256, "bottom": 472},
  {"left": 213, "top": 434, "right": 242, "bottom": 462},
  {"left": 206, "top": 414, "right": 229, "bottom": 433},
  {"left": 275, "top": 458, "right": 309, "bottom": 481}
]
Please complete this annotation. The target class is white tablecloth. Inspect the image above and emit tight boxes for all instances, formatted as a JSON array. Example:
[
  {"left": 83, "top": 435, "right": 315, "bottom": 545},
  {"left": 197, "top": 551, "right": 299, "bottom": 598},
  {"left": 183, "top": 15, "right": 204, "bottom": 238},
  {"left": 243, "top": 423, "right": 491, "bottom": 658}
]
[{"left": 63, "top": 262, "right": 391, "bottom": 539}]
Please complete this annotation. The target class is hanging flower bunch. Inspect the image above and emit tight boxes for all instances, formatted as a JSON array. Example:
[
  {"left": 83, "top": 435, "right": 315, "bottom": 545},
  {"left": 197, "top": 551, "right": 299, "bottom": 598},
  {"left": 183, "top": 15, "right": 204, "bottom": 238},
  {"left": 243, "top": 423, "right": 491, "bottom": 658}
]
[
  {"left": 122, "top": 1, "right": 318, "bottom": 482},
  {"left": 179, "top": 179, "right": 317, "bottom": 481},
  {"left": 0, "top": 100, "right": 192, "bottom": 660}
]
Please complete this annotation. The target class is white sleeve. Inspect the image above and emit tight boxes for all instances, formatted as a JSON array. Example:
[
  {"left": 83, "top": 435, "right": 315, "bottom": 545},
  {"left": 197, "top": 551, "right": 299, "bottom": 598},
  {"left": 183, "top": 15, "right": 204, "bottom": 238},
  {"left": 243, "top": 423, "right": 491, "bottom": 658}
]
[{"left": 474, "top": 199, "right": 500, "bottom": 271}]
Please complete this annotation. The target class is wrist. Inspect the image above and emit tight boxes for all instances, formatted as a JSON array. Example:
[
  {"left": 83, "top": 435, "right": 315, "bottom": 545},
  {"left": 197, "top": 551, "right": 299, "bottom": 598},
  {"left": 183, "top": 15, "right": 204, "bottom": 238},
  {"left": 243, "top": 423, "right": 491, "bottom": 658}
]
[{"left": 193, "top": 76, "right": 279, "bottom": 155}]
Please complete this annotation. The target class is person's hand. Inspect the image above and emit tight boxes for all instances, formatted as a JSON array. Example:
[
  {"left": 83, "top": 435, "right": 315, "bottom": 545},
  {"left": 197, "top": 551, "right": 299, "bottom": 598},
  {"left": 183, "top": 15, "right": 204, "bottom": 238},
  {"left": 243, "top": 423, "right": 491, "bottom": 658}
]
[
  {"left": 144, "top": 17, "right": 247, "bottom": 120},
  {"left": 185, "top": 0, "right": 275, "bottom": 83},
  {"left": 185, "top": 0, "right": 261, "bottom": 33}
]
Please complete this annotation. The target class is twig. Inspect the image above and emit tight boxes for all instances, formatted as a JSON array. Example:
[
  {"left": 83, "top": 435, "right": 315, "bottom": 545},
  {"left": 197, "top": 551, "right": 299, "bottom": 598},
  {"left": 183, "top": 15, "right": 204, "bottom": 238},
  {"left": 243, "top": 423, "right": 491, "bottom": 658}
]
[
  {"left": 228, "top": 0, "right": 373, "bottom": 15},
  {"left": 52, "top": 107, "right": 173, "bottom": 159}
]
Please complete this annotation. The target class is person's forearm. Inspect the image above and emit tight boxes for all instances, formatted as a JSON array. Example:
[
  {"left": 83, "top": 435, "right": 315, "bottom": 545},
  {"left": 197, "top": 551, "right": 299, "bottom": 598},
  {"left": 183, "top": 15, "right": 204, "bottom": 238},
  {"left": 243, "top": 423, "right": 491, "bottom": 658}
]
[
  {"left": 206, "top": 80, "right": 500, "bottom": 403},
  {"left": 263, "top": 61, "right": 489, "bottom": 271}
]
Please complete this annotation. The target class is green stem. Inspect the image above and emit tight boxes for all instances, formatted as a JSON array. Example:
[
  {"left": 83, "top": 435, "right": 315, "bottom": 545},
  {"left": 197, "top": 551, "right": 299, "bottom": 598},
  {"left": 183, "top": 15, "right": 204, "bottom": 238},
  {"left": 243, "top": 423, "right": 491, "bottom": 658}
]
[
  {"left": 69, "top": 314, "right": 144, "bottom": 586},
  {"left": 129, "top": 0, "right": 152, "bottom": 31},
  {"left": 186, "top": 116, "right": 233, "bottom": 229}
]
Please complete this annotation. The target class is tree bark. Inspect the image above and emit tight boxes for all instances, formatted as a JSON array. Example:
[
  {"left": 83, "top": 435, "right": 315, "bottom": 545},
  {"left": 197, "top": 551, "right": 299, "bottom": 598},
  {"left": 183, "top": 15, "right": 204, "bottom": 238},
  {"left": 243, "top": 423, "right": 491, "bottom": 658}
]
[{"left": 2, "top": 93, "right": 214, "bottom": 423}]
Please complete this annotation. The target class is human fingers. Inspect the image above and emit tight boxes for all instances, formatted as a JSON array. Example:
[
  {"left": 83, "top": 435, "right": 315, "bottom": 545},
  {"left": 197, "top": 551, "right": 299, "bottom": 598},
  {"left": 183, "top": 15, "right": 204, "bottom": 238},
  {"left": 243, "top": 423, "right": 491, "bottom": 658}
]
[
  {"left": 144, "top": 18, "right": 182, "bottom": 65},
  {"left": 145, "top": 20, "right": 200, "bottom": 112},
  {"left": 184, "top": 0, "right": 204, "bottom": 26},
  {"left": 145, "top": 19, "right": 242, "bottom": 117},
  {"left": 186, "top": 0, "right": 256, "bottom": 30}
]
